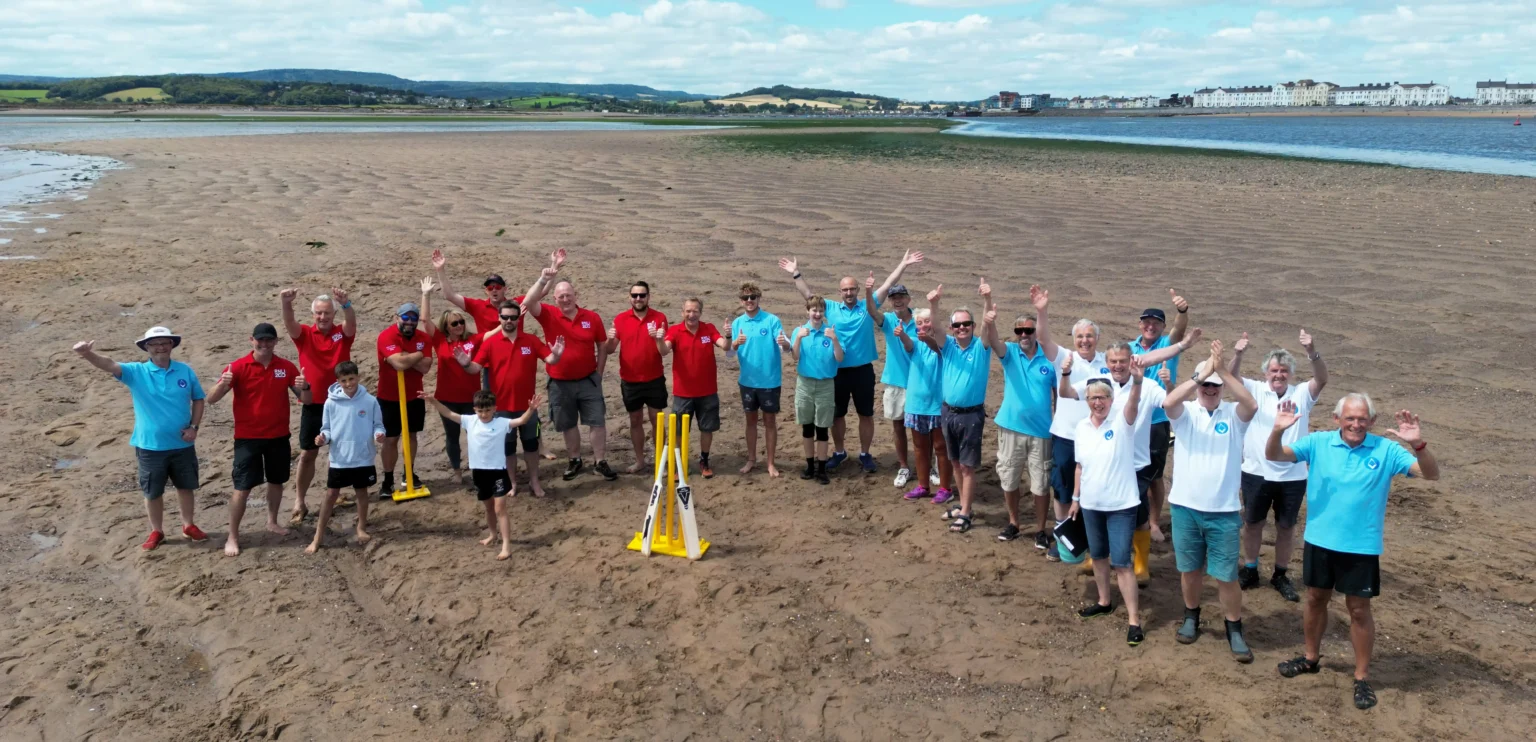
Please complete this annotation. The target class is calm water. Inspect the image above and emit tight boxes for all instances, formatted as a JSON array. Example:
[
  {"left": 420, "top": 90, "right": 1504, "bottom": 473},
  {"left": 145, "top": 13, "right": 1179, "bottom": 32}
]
[{"left": 949, "top": 116, "right": 1536, "bottom": 177}]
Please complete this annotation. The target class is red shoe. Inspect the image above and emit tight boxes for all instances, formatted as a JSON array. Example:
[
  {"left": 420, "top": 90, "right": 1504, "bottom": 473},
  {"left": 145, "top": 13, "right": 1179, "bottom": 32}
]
[
  {"left": 181, "top": 524, "right": 209, "bottom": 542},
  {"left": 142, "top": 530, "right": 166, "bottom": 550}
]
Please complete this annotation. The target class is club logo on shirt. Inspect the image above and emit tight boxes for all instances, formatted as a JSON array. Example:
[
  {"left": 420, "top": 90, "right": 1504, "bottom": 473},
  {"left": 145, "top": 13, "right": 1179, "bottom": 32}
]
[
  {"left": 1038, "top": 366, "right": 1051, "bottom": 376},
  {"left": 274, "top": 369, "right": 288, "bottom": 379},
  {"left": 1104, "top": 430, "right": 1114, "bottom": 440},
  {"left": 177, "top": 378, "right": 188, "bottom": 388},
  {"left": 1214, "top": 421, "right": 1229, "bottom": 435},
  {"left": 821, "top": 339, "right": 831, "bottom": 348},
  {"left": 358, "top": 409, "right": 366, "bottom": 417},
  {"left": 1099, "top": 367, "right": 1110, "bottom": 374},
  {"left": 580, "top": 321, "right": 591, "bottom": 329},
  {"left": 701, "top": 335, "right": 712, "bottom": 344},
  {"left": 759, "top": 328, "right": 768, "bottom": 336},
  {"left": 520, "top": 347, "right": 532, "bottom": 355},
  {"left": 414, "top": 342, "right": 425, "bottom": 351},
  {"left": 385, "top": 344, "right": 399, "bottom": 352},
  {"left": 331, "top": 333, "right": 344, "bottom": 342},
  {"left": 1366, "top": 457, "right": 1380, "bottom": 470},
  {"left": 464, "top": 343, "right": 475, "bottom": 352}
]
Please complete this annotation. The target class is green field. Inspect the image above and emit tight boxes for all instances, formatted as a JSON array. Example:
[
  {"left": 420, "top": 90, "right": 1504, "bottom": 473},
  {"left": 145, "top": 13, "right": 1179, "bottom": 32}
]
[
  {"left": 101, "top": 87, "right": 169, "bottom": 102},
  {"left": 503, "top": 96, "right": 584, "bottom": 109},
  {"left": 0, "top": 89, "right": 49, "bottom": 101}
]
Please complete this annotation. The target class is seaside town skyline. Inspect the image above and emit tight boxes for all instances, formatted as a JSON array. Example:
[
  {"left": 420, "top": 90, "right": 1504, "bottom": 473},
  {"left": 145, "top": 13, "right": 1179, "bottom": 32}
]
[{"left": 4, "top": 1, "right": 1535, "bottom": 102}]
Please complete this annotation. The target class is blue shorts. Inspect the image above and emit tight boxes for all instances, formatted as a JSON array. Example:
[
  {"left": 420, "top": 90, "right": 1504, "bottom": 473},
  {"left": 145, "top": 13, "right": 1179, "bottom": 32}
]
[
  {"left": 1083, "top": 505, "right": 1137, "bottom": 568},
  {"left": 1050, "top": 434, "right": 1076, "bottom": 505},
  {"left": 1172, "top": 505, "right": 1242, "bottom": 583}
]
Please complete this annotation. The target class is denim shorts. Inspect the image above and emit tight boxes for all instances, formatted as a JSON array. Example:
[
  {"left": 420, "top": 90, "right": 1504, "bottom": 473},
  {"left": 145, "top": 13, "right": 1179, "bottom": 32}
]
[
  {"left": 1083, "top": 505, "right": 1137, "bottom": 568},
  {"left": 1171, "top": 505, "right": 1242, "bottom": 583}
]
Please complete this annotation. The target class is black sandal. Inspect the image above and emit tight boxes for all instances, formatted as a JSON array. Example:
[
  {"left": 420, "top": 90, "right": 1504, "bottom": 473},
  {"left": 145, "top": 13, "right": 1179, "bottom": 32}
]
[
  {"left": 997, "top": 523, "right": 1021, "bottom": 542},
  {"left": 1353, "top": 679, "right": 1377, "bottom": 710},
  {"left": 942, "top": 506, "right": 965, "bottom": 520},
  {"left": 1277, "top": 655, "right": 1321, "bottom": 678},
  {"left": 949, "top": 515, "right": 972, "bottom": 533}
]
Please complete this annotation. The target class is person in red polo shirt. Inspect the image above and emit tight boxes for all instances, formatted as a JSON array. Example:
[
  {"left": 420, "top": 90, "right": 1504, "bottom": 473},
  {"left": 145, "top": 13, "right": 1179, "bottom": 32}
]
[
  {"left": 654, "top": 297, "right": 733, "bottom": 479},
  {"left": 281, "top": 285, "right": 357, "bottom": 524},
  {"left": 431, "top": 248, "right": 509, "bottom": 334},
  {"left": 605, "top": 279, "right": 669, "bottom": 474},
  {"left": 431, "top": 306, "right": 483, "bottom": 484},
  {"left": 521, "top": 252, "right": 616, "bottom": 482},
  {"left": 376, "top": 279, "right": 436, "bottom": 497},
  {"left": 455, "top": 301, "right": 565, "bottom": 497},
  {"left": 205, "top": 323, "right": 304, "bottom": 557}
]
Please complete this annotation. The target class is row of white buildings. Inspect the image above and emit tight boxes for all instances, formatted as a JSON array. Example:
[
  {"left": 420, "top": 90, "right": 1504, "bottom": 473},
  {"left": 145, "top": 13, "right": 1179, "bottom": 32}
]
[
  {"left": 1475, "top": 81, "right": 1536, "bottom": 105},
  {"left": 1190, "top": 80, "right": 1452, "bottom": 108}
]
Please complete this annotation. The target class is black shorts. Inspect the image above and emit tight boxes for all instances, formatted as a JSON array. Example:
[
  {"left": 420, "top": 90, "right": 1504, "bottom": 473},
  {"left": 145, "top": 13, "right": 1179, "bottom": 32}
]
[
  {"left": 1302, "top": 542, "right": 1380, "bottom": 598},
  {"left": 380, "top": 399, "right": 426, "bottom": 437},
  {"left": 940, "top": 404, "right": 984, "bottom": 469},
  {"left": 1134, "top": 465, "right": 1153, "bottom": 527},
  {"left": 298, "top": 403, "right": 325, "bottom": 451},
  {"left": 1241, "top": 473, "right": 1307, "bottom": 528},
  {"left": 1147, "top": 421, "right": 1171, "bottom": 480},
  {"left": 472, "top": 468, "right": 511, "bottom": 501},
  {"left": 621, "top": 377, "right": 669, "bottom": 414},
  {"left": 135, "top": 446, "right": 199, "bottom": 500},
  {"left": 833, "top": 363, "right": 876, "bottom": 418},
  {"left": 739, "top": 385, "right": 782, "bottom": 414},
  {"left": 496, "top": 409, "right": 542, "bottom": 454},
  {"left": 674, "top": 394, "right": 722, "bottom": 433},
  {"left": 327, "top": 465, "right": 377, "bottom": 490},
  {"left": 233, "top": 436, "right": 292, "bottom": 491}
]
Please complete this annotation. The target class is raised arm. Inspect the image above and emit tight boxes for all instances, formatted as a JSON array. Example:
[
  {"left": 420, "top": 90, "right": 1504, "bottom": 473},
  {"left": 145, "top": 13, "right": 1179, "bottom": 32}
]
[
  {"left": 422, "top": 392, "right": 459, "bottom": 424},
  {"left": 72, "top": 340, "right": 122, "bottom": 378},
  {"left": 1383, "top": 409, "right": 1439, "bottom": 481},
  {"left": 542, "top": 336, "right": 566, "bottom": 366},
  {"left": 1030, "top": 285, "right": 1061, "bottom": 361},
  {"left": 280, "top": 288, "right": 304, "bottom": 339},
  {"left": 826, "top": 325, "right": 845, "bottom": 363},
  {"left": 864, "top": 272, "right": 883, "bottom": 327},
  {"left": 1122, "top": 359, "right": 1145, "bottom": 425},
  {"left": 921, "top": 285, "right": 945, "bottom": 351},
  {"left": 1162, "top": 348, "right": 1213, "bottom": 417},
  {"left": 893, "top": 320, "right": 915, "bottom": 353},
  {"left": 978, "top": 277, "right": 1005, "bottom": 357},
  {"left": 1229, "top": 332, "right": 1248, "bottom": 377},
  {"left": 873, "top": 249, "right": 924, "bottom": 304},
  {"left": 787, "top": 328, "right": 807, "bottom": 360},
  {"left": 1300, "top": 328, "right": 1328, "bottom": 398},
  {"left": 1265, "top": 401, "right": 1302, "bottom": 462},
  {"left": 1167, "top": 288, "right": 1190, "bottom": 343},
  {"left": 332, "top": 286, "right": 355, "bottom": 338},
  {"left": 1057, "top": 353, "right": 1078, "bottom": 400},
  {"left": 653, "top": 324, "right": 671, "bottom": 358},
  {"left": 521, "top": 249, "right": 566, "bottom": 318},
  {"left": 778, "top": 257, "right": 813, "bottom": 300},
  {"left": 417, "top": 277, "right": 437, "bottom": 337},
  {"left": 1215, "top": 341, "right": 1258, "bottom": 421},
  {"left": 430, "top": 249, "right": 468, "bottom": 310},
  {"left": 204, "top": 367, "right": 235, "bottom": 406},
  {"left": 1139, "top": 327, "right": 1203, "bottom": 368}
]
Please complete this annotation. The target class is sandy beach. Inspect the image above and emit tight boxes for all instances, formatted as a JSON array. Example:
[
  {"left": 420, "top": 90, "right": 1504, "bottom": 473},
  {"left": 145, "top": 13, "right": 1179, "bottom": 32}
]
[{"left": 1, "top": 127, "right": 1533, "bottom": 740}]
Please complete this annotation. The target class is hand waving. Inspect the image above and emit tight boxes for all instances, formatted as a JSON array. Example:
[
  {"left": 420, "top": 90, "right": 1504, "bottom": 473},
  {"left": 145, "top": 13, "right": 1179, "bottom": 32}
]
[
  {"left": 420, "top": 277, "right": 437, "bottom": 294},
  {"left": 1029, "top": 284, "right": 1048, "bottom": 312},
  {"left": 902, "top": 249, "right": 925, "bottom": 267},
  {"left": 778, "top": 257, "right": 799, "bottom": 275},
  {"left": 1233, "top": 332, "right": 1249, "bottom": 353},
  {"left": 1273, "top": 400, "right": 1301, "bottom": 430},
  {"left": 1383, "top": 410, "right": 1423, "bottom": 445},
  {"left": 431, "top": 249, "right": 446, "bottom": 271}
]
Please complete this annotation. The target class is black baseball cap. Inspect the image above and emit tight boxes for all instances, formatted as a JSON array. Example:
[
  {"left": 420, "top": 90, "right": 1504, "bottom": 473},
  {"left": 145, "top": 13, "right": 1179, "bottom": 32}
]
[
  {"left": 1139, "top": 308, "right": 1167, "bottom": 323},
  {"left": 484, "top": 274, "right": 506, "bottom": 287},
  {"left": 888, "top": 284, "right": 910, "bottom": 297},
  {"left": 252, "top": 322, "right": 279, "bottom": 340}
]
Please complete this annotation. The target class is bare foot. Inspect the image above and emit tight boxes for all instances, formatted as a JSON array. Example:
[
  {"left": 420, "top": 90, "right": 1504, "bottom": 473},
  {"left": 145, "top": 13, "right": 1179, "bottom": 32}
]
[
  {"left": 541, "top": 450, "right": 557, "bottom": 461},
  {"left": 266, "top": 522, "right": 289, "bottom": 536},
  {"left": 224, "top": 539, "right": 240, "bottom": 557},
  {"left": 305, "top": 542, "right": 320, "bottom": 554},
  {"left": 626, "top": 461, "right": 644, "bottom": 474},
  {"left": 738, "top": 459, "right": 756, "bottom": 475},
  {"left": 529, "top": 483, "right": 546, "bottom": 498},
  {"left": 496, "top": 547, "right": 511, "bottom": 561},
  {"left": 451, "top": 469, "right": 464, "bottom": 485},
  {"left": 479, "top": 533, "right": 496, "bottom": 547},
  {"left": 289, "top": 506, "right": 308, "bottom": 526},
  {"left": 355, "top": 530, "right": 372, "bottom": 544},
  {"left": 1151, "top": 523, "right": 1166, "bottom": 543},
  {"left": 767, "top": 463, "right": 781, "bottom": 478}
]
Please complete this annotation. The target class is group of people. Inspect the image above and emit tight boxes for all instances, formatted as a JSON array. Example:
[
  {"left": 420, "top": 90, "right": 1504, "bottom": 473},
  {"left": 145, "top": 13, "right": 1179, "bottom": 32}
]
[{"left": 75, "top": 247, "right": 1438, "bottom": 711}]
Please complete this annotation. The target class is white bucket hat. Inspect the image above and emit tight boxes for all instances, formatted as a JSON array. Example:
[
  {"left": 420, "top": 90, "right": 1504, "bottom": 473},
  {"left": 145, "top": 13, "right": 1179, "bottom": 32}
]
[{"left": 136, "top": 326, "right": 182, "bottom": 350}]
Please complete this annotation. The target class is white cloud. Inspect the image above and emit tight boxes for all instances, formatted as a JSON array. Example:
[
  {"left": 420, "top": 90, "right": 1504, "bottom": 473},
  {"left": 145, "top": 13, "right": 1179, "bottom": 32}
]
[
  {"left": 894, "top": 0, "right": 1030, "bottom": 7},
  {"left": 814, "top": 0, "right": 846, "bottom": 8},
  {"left": 1045, "top": 5, "right": 1127, "bottom": 24}
]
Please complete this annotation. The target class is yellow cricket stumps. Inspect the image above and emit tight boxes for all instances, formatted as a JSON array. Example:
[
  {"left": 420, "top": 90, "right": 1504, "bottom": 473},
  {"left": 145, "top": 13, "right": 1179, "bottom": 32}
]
[
  {"left": 628, "top": 412, "right": 709, "bottom": 559},
  {"left": 391, "top": 372, "right": 431, "bottom": 502}
]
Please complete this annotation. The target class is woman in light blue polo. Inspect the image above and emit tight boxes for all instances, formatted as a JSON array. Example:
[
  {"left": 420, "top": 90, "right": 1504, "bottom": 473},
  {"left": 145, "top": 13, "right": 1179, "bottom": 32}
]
[
  {"left": 894, "top": 305, "right": 953, "bottom": 504},
  {"left": 73, "top": 326, "right": 208, "bottom": 551}
]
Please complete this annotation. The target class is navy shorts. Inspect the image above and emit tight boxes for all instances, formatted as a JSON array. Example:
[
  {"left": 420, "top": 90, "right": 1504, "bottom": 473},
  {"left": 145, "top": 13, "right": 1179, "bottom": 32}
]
[
  {"left": 739, "top": 385, "right": 782, "bottom": 414},
  {"left": 136, "top": 446, "right": 199, "bottom": 500}
]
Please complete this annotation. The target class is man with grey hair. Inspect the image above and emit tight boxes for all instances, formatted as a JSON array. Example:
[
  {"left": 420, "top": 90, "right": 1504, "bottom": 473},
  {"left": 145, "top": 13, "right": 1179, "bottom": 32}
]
[
  {"left": 923, "top": 278, "right": 995, "bottom": 534},
  {"left": 1266, "top": 392, "right": 1439, "bottom": 710},
  {"left": 1229, "top": 329, "right": 1328, "bottom": 601},
  {"left": 983, "top": 286, "right": 1057, "bottom": 547},
  {"left": 282, "top": 285, "right": 357, "bottom": 522},
  {"left": 522, "top": 249, "right": 618, "bottom": 482},
  {"left": 1033, "top": 286, "right": 1108, "bottom": 560}
]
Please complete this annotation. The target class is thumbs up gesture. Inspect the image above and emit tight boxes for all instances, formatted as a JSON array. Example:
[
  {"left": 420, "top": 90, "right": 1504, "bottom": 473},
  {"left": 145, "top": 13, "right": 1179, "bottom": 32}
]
[{"left": 733, "top": 330, "right": 748, "bottom": 349}]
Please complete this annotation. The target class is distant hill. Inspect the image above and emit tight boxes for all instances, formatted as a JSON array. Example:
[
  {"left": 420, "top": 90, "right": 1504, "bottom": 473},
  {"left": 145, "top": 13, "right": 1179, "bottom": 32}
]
[
  {"left": 0, "top": 74, "right": 71, "bottom": 83},
  {"left": 213, "top": 69, "right": 715, "bottom": 101},
  {"left": 730, "top": 84, "right": 898, "bottom": 105}
]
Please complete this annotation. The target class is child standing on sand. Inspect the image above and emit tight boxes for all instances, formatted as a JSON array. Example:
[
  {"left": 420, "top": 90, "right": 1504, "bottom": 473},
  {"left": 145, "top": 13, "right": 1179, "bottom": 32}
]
[
  {"left": 308, "top": 361, "right": 385, "bottom": 553},
  {"left": 425, "top": 389, "right": 538, "bottom": 560}
]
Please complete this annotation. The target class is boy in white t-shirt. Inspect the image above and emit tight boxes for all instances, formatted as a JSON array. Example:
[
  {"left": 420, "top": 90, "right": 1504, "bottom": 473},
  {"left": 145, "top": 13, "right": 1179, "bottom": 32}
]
[
  {"left": 1164, "top": 343, "right": 1258, "bottom": 663},
  {"left": 426, "top": 389, "right": 537, "bottom": 561}
]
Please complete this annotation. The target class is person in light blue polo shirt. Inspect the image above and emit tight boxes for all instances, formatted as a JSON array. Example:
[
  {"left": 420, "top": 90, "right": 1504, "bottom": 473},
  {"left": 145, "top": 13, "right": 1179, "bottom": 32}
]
[
  {"left": 788, "top": 296, "right": 844, "bottom": 484},
  {"left": 869, "top": 281, "right": 919, "bottom": 489},
  {"left": 1131, "top": 289, "right": 1192, "bottom": 544},
  {"left": 74, "top": 326, "right": 208, "bottom": 552},
  {"left": 779, "top": 251, "right": 923, "bottom": 474},
  {"left": 985, "top": 299, "right": 1058, "bottom": 548},
  {"left": 921, "top": 280, "right": 995, "bottom": 534},
  {"left": 1266, "top": 392, "right": 1439, "bottom": 711},
  {"left": 730, "top": 282, "right": 785, "bottom": 477}
]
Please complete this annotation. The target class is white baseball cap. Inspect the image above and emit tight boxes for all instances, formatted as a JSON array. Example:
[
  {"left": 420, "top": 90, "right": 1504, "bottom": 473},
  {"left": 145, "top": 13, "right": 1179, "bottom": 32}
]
[
  {"left": 1193, "top": 360, "right": 1224, "bottom": 386},
  {"left": 135, "top": 326, "right": 182, "bottom": 350}
]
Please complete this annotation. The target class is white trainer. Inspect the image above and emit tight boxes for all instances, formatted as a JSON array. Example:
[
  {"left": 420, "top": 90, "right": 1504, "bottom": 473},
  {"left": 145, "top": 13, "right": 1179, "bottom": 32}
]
[{"left": 893, "top": 467, "right": 911, "bottom": 488}]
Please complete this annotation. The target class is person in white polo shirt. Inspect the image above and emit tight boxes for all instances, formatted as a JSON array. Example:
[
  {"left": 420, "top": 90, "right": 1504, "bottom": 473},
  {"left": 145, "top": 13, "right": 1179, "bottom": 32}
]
[
  {"left": 1068, "top": 367, "right": 1146, "bottom": 647},
  {"left": 1031, "top": 286, "right": 1105, "bottom": 561},
  {"left": 1228, "top": 329, "right": 1328, "bottom": 602},
  {"left": 1162, "top": 341, "right": 1259, "bottom": 662}
]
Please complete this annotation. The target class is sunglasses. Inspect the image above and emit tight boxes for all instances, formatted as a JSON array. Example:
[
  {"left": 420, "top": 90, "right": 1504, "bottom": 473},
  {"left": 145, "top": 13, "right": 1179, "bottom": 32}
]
[
  {"left": 740, "top": 294, "right": 760, "bottom": 301},
  {"left": 951, "top": 321, "right": 975, "bottom": 329},
  {"left": 1014, "top": 327, "right": 1035, "bottom": 336},
  {"left": 400, "top": 315, "right": 419, "bottom": 322},
  {"left": 449, "top": 319, "right": 466, "bottom": 327},
  {"left": 1200, "top": 382, "right": 1223, "bottom": 389},
  {"left": 499, "top": 314, "right": 519, "bottom": 321},
  {"left": 485, "top": 284, "right": 505, "bottom": 290},
  {"left": 631, "top": 293, "right": 648, "bottom": 299}
]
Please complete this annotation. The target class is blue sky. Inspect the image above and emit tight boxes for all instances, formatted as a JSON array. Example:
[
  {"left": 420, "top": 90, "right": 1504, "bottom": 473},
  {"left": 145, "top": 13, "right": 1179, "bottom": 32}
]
[{"left": 3, "top": 1, "right": 1533, "bottom": 100}]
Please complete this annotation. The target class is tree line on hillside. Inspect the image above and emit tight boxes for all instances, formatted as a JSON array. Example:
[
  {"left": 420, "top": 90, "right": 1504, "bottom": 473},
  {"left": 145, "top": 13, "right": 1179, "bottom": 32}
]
[
  {"left": 43, "top": 75, "right": 419, "bottom": 105},
  {"left": 734, "top": 85, "right": 900, "bottom": 107}
]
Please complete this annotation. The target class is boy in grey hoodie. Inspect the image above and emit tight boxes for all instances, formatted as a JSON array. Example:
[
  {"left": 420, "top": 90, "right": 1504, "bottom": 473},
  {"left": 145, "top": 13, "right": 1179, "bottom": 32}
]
[{"left": 308, "top": 361, "right": 386, "bottom": 553}]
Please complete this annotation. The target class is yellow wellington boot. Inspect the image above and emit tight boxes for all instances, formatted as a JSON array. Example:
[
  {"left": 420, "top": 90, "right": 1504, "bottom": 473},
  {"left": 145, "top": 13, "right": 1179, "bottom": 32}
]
[
  {"left": 1134, "top": 529, "right": 1152, "bottom": 585},
  {"left": 1079, "top": 557, "right": 1095, "bottom": 575}
]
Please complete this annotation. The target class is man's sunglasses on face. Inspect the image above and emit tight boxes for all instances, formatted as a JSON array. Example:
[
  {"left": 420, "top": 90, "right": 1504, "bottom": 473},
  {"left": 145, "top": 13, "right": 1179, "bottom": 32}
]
[
  {"left": 1014, "top": 326, "right": 1036, "bottom": 336},
  {"left": 952, "top": 321, "right": 974, "bottom": 329}
]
